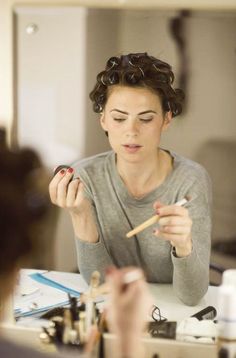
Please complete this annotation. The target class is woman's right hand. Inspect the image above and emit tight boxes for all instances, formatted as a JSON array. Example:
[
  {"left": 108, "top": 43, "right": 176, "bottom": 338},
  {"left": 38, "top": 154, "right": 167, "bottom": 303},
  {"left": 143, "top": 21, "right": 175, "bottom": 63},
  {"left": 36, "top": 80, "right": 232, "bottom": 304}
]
[
  {"left": 49, "top": 167, "right": 90, "bottom": 215},
  {"left": 49, "top": 167, "right": 99, "bottom": 242}
]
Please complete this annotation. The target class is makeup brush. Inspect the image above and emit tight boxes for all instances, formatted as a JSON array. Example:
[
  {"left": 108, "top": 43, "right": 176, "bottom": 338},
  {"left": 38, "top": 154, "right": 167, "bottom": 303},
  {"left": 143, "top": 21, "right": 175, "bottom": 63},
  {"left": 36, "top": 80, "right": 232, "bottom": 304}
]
[{"left": 126, "top": 196, "right": 191, "bottom": 238}]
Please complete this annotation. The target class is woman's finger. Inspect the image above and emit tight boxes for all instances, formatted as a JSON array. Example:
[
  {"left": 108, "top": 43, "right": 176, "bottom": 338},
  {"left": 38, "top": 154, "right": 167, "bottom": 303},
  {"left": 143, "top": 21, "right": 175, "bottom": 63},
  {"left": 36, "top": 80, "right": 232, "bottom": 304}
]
[
  {"left": 153, "top": 200, "right": 164, "bottom": 211},
  {"left": 159, "top": 216, "right": 191, "bottom": 227},
  {"left": 159, "top": 225, "right": 191, "bottom": 235},
  {"left": 66, "top": 179, "right": 80, "bottom": 207},
  {"left": 74, "top": 181, "right": 86, "bottom": 206},
  {"left": 157, "top": 205, "right": 189, "bottom": 217},
  {"left": 49, "top": 169, "right": 67, "bottom": 203},
  {"left": 155, "top": 231, "right": 189, "bottom": 242},
  {"left": 57, "top": 169, "right": 74, "bottom": 207}
]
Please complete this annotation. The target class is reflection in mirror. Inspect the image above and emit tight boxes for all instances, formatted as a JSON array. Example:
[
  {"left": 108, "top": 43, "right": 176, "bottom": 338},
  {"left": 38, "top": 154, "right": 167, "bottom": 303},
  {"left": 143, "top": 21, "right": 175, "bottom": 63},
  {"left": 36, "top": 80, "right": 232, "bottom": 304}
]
[{"left": 14, "top": 7, "right": 236, "bottom": 282}]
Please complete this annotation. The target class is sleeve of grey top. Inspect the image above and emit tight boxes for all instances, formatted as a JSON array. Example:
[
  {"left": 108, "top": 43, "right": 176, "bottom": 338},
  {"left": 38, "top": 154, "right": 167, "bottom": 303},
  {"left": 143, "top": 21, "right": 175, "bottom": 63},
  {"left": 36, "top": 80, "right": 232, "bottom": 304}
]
[
  {"left": 171, "top": 168, "right": 212, "bottom": 306},
  {"left": 71, "top": 164, "right": 113, "bottom": 283},
  {"left": 75, "top": 202, "right": 113, "bottom": 284},
  {"left": 75, "top": 237, "right": 113, "bottom": 284}
]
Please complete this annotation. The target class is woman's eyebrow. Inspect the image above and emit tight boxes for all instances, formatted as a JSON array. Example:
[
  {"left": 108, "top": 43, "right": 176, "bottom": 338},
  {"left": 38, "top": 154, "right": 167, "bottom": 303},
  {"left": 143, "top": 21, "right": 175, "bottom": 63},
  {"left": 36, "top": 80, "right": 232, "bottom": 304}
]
[
  {"left": 138, "top": 110, "right": 157, "bottom": 115},
  {"left": 110, "top": 109, "right": 157, "bottom": 115},
  {"left": 110, "top": 109, "right": 129, "bottom": 114}
]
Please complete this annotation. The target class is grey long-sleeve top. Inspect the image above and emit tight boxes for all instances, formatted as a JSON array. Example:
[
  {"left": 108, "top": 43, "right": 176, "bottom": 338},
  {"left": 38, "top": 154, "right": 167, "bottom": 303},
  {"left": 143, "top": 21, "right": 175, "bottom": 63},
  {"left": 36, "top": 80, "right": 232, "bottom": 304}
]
[{"left": 73, "top": 150, "right": 212, "bottom": 306}]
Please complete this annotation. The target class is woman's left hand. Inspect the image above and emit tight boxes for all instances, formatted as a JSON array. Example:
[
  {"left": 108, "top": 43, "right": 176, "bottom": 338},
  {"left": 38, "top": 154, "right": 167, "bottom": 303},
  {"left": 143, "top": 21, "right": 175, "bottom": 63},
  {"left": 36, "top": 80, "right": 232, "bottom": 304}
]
[{"left": 153, "top": 201, "right": 192, "bottom": 257}]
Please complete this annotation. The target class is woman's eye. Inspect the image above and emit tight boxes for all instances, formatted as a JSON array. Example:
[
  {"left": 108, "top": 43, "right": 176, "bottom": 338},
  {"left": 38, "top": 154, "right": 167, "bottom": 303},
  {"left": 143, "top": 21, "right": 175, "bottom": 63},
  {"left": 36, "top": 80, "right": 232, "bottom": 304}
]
[
  {"left": 140, "top": 117, "right": 153, "bottom": 122},
  {"left": 113, "top": 118, "right": 126, "bottom": 122}
]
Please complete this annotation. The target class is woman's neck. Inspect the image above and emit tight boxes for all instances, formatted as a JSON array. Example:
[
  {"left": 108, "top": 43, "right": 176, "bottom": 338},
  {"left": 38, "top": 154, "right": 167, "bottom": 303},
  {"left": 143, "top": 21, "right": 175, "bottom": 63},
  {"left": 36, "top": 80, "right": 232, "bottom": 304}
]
[{"left": 116, "top": 149, "right": 173, "bottom": 199}]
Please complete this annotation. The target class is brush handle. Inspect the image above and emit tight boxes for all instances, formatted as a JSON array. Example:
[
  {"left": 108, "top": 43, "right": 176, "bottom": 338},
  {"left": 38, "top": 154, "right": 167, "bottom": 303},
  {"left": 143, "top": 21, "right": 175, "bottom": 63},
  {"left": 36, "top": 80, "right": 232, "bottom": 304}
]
[
  {"left": 126, "top": 214, "right": 160, "bottom": 238},
  {"left": 126, "top": 197, "right": 188, "bottom": 238}
]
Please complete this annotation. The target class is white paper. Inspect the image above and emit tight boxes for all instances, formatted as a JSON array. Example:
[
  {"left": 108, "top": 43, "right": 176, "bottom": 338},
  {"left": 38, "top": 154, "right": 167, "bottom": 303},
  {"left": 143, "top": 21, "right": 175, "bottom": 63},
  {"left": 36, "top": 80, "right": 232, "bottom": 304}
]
[
  {"left": 14, "top": 269, "right": 88, "bottom": 317},
  {"left": 42, "top": 270, "right": 88, "bottom": 293}
]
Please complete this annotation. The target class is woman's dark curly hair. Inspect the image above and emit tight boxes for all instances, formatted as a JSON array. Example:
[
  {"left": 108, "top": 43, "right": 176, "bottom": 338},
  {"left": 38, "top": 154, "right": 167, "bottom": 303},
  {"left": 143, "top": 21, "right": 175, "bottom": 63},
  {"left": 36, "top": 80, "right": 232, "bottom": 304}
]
[
  {"left": 89, "top": 52, "right": 184, "bottom": 117},
  {"left": 0, "top": 129, "right": 49, "bottom": 275}
]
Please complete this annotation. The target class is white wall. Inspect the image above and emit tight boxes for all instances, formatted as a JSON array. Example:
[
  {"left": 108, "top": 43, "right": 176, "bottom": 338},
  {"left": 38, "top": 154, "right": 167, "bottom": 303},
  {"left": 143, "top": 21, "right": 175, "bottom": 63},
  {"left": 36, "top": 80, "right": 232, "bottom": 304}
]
[
  {"left": 117, "top": 10, "right": 236, "bottom": 159},
  {"left": 0, "top": 0, "right": 14, "bottom": 135},
  {"left": 16, "top": 7, "right": 88, "bottom": 168},
  {"left": 84, "top": 8, "right": 121, "bottom": 156}
]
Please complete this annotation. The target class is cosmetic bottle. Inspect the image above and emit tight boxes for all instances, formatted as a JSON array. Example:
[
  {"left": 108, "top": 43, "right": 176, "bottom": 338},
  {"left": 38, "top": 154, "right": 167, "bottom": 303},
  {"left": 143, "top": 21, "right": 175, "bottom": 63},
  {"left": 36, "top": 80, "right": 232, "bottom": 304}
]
[{"left": 217, "top": 269, "right": 236, "bottom": 358}]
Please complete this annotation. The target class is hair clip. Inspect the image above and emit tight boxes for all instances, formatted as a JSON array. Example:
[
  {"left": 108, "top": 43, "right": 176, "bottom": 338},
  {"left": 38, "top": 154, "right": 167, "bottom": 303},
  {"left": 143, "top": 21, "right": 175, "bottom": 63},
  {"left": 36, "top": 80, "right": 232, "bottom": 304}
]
[
  {"left": 97, "top": 93, "right": 105, "bottom": 102},
  {"left": 94, "top": 103, "right": 103, "bottom": 113},
  {"left": 108, "top": 60, "right": 119, "bottom": 71},
  {"left": 128, "top": 59, "right": 145, "bottom": 78},
  {"left": 100, "top": 74, "right": 106, "bottom": 86},
  {"left": 128, "top": 59, "right": 136, "bottom": 67},
  {"left": 138, "top": 67, "right": 145, "bottom": 77},
  {"left": 107, "top": 57, "right": 120, "bottom": 70},
  {"left": 125, "top": 71, "right": 140, "bottom": 84},
  {"left": 130, "top": 73, "right": 135, "bottom": 80},
  {"left": 108, "top": 71, "right": 119, "bottom": 85},
  {"left": 165, "top": 101, "right": 171, "bottom": 111},
  {"left": 110, "top": 60, "right": 117, "bottom": 68},
  {"left": 152, "top": 64, "right": 161, "bottom": 72}
]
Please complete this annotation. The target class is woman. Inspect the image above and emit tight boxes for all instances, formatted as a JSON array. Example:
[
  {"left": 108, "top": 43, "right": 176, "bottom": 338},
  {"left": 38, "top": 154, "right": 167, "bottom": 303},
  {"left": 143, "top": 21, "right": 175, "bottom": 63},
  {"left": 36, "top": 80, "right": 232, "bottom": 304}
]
[
  {"left": 0, "top": 128, "right": 150, "bottom": 358},
  {"left": 49, "top": 52, "right": 212, "bottom": 306},
  {"left": 0, "top": 132, "right": 53, "bottom": 358}
]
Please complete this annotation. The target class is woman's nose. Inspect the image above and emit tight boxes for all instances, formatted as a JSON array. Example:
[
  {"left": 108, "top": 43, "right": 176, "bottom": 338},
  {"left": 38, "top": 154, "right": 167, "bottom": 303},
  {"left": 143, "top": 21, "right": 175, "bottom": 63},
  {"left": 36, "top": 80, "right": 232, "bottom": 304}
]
[{"left": 125, "top": 119, "right": 139, "bottom": 134}]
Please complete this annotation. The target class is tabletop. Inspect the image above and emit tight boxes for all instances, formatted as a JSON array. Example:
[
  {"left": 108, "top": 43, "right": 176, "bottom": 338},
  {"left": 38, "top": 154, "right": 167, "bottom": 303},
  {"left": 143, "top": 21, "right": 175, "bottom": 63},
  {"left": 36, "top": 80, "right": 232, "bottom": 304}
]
[{"left": 149, "top": 284, "right": 218, "bottom": 322}]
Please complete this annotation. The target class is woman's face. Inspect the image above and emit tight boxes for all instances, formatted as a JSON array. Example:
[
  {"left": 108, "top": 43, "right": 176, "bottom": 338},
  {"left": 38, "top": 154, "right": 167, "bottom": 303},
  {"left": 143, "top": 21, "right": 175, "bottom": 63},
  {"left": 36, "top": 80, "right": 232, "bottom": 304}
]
[{"left": 100, "top": 85, "right": 172, "bottom": 164}]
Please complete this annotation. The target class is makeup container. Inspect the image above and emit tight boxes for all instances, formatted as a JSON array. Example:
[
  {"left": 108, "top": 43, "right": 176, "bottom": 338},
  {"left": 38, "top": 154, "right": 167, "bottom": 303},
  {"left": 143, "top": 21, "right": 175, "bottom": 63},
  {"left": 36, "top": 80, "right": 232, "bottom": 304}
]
[{"left": 217, "top": 269, "right": 236, "bottom": 358}]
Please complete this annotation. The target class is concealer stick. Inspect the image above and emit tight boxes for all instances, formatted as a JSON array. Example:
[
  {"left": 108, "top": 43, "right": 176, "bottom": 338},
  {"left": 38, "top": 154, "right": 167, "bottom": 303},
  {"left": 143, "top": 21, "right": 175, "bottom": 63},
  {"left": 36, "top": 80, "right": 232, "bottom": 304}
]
[{"left": 126, "top": 196, "right": 190, "bottom": 238}]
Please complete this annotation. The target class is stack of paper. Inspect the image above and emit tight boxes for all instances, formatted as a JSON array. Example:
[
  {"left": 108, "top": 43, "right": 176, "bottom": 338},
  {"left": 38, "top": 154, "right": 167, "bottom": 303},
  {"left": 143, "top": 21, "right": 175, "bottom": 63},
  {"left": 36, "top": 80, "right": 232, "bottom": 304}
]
[{"left": 14, "top": 269, "right": 88, "bottom": 318}]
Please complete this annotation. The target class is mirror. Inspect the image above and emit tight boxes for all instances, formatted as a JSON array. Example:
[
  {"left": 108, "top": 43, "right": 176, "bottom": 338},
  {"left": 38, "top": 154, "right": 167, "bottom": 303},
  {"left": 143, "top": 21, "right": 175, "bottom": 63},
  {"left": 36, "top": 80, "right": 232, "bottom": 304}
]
[{"left": 13, "top": 6, "right": 236, "bottom": 282}]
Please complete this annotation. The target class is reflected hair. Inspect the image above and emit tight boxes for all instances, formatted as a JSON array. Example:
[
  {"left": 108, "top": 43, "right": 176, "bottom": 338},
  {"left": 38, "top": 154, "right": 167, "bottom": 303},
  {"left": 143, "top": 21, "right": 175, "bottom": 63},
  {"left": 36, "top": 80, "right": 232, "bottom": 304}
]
[
  {"left": 89, "top": 52, "right": 184, "bottom": 117},
  {"left": 0, "top": 129, "right": 49, "bottom": 275}
]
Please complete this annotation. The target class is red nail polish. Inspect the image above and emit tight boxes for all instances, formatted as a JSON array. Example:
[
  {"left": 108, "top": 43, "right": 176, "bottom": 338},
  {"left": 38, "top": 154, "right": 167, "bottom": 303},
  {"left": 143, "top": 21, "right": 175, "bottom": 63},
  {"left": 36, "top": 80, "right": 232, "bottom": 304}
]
[
  {"left": 60, "top": 169, "right": 65, "bottom": 175},
  {"left": 67, "top": 167, "right": 74, "bottom": 173}
]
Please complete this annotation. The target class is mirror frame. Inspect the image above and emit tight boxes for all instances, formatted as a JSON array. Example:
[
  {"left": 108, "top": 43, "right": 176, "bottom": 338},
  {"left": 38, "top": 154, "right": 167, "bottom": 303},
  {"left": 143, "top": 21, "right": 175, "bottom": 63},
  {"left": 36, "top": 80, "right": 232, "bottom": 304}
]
[{"left": 1, "top": 0, "right": 236, "bottom": 144}]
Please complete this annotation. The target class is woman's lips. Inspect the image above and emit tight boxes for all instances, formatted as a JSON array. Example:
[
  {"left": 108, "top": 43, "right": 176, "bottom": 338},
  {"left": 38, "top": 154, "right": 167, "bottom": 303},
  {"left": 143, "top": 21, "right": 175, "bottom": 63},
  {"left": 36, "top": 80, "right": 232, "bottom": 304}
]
[{"left": 123, "top": 144, "right": 142, "bottom": 153}]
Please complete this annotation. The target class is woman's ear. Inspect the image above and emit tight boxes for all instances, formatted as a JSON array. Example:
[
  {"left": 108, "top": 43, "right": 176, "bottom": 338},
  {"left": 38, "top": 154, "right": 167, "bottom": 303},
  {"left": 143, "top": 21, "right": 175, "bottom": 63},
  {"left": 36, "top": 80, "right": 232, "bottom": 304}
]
[
  {"left": 100, "top": 112, "right": 108, "bottom": 132},
  {"left": 162, "top": 111, "right": 173, "bottom": 131}
]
